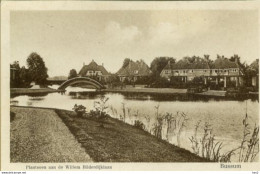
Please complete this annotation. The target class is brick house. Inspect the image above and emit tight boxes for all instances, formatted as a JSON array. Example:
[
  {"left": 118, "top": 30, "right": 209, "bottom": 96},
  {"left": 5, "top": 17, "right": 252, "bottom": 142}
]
[
  {"left": 116, "top": 60, "right": 151, "bottom": 82},
  {"left": 78, "top": 60, "right": 110, "bottom": 82},
  {"left": 160, "top": 56, "right": 244, "bottom": 87}
]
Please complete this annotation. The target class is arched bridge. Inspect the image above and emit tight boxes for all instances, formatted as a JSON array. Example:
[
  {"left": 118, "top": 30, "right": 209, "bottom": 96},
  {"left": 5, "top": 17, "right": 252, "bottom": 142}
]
[{"left": 58, "top": 77, "right": 105, "bottom": 90}]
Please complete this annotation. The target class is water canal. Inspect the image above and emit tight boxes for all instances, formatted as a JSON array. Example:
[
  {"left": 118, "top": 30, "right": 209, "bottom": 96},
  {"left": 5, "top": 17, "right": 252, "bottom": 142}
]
[{"left": 10, "top": 85, "right": 259, "bottom": 161}]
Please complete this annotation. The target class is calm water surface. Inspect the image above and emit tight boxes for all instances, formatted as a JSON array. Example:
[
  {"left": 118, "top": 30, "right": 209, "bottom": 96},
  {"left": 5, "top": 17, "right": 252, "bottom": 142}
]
[{"left": 10, "top": 85, "right": 259, "bottom": 161}]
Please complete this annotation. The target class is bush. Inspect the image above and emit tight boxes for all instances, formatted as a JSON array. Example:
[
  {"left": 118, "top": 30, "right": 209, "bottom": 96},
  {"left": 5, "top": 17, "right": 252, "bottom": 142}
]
[
  {"left": 134, "top": 120, "right": 146, "bottom": 130},
  {"left": 93, "top": 96, "right": 110, "bottom": 127},
  {"left": 150, "top": 77, "right": 170, "bottom": 88},
  {"left": 89, "top": 110, "right": 109, "bottom": 120},
  {"left": 72, "top": 104, "right": 86, "bottom": 117}
]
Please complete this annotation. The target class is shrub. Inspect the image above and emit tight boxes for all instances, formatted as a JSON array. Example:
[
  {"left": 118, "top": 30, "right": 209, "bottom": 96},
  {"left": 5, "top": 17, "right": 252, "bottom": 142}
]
[
  {"left": 72, "top": 104, "right": 86, "bottom": 117},
  {"left": 134, "top": 120, "right": 146, "bottom": 130},
  {"left": 93, "top": 96, "right": 110, "bottom": 127}
]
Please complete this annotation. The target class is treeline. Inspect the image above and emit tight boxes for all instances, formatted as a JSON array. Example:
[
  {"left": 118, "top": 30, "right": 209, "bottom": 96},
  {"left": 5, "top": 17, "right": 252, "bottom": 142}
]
[{"left": 10, "top": 52, "right": 48, "bottom": 88}]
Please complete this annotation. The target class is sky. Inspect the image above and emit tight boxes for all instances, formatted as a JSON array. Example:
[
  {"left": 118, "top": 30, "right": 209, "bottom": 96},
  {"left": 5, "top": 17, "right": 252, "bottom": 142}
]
[{"left": 10, "top": 10, "right": 259, "bottom": 77}]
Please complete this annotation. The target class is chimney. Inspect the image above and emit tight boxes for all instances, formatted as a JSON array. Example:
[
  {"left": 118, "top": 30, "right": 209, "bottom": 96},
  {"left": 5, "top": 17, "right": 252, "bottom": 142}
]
[
  {"left": 102, "top": 63, "right": 104, "bottom": 67},
  {"left": 83, "top": 62, "right": 85, "bottom": 66},
  {"left": 235, "top": 57, "right": 238, "bottom": 63}
]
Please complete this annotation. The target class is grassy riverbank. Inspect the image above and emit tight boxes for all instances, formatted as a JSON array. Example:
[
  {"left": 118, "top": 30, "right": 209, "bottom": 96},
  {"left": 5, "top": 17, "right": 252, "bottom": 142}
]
[
  {"left": 56, "top": 109, "right": 208, "bottom": 162},
  {"left": 11, "top": 88, "right": 64, "bottom": 95},
  {"left": 10, "top": 106, "right": 208, "bottom": 162}
]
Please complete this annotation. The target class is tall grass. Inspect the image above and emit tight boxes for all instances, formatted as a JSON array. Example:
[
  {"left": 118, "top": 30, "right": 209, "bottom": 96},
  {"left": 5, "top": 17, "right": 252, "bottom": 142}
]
[
  {"left": 108, "top": 102, "right": 259, "bottom": 162},
  {"left": 176, "top": 112, "right": 188, "bottom": 147},
  {"left": 189, "top": 113, "right": 259, "bottom": 162},
  {"left": 238, "top": 113, "right": 259, "bottom": 162},
  {"left": 189, "top": 120, "right": 201, "bottom": 155},
  {"left": 152, "top": 105, "right": 163, "bottom": 139},
  {"left": 189, "top": 121, "right": 223, "bottom": 161},
  {"left": 122, "top": 102, "right": 126, "bottom": 122},
  {"left": 151, "top": 105, "right": 188, "bottom": 146}
]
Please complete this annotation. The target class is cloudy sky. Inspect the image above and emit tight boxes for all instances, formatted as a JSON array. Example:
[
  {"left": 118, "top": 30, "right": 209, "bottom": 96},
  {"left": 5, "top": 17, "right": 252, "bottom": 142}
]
[{"left": 11, "top": 10, "right": 258, "bottom": 77}]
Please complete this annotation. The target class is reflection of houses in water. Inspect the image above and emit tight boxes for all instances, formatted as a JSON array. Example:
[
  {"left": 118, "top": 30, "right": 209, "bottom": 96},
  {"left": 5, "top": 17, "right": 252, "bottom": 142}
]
[
  {"left": 69, "top": 91, "right": 104, "bottom": 100},
  {"left": 161, "top": 56, "right": 244, "bottom": 88}
]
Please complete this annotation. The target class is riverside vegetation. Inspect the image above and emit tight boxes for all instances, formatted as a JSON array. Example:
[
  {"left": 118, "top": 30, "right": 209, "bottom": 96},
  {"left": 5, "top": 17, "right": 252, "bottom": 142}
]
[
  {"left": 55, "top": 98, "right": 207, "bottom": 162},
  {"left": 73, "top": 96, "right": 259, "bottom": 162}
]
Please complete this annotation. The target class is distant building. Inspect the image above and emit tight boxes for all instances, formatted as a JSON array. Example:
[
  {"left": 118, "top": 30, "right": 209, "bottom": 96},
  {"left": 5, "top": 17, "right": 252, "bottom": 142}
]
[
  {"left": 160, "top": 56, "right": 244, "bottom": 87},
  {"left": 78, "top": 60, "right": 110, "bottom": 82},
  {"left": 249, "top": 59, "right": 259, "bottom": 88},
  {"left": 116, "top": 60, "right": 151, "bottom": 82}
]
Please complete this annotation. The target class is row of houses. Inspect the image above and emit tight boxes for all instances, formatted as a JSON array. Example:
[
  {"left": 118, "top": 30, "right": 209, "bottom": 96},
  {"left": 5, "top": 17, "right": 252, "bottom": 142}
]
[
  {"left": 77, "top": 57, "right": 259, "bottom": 88},
  {"left": 161, "top": 57, "right": 244, "bottom": 87},
  {"left": 78, "top": 59, "right": 151, "bottom": 82}
]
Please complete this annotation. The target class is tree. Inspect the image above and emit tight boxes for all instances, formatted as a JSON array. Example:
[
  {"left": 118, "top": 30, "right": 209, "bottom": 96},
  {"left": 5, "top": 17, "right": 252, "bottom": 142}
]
[
  {"left": 122, "top": 58, "right": 131, "bottom": 68},
  {"left": 68, "top": 69, "right": 77, "bottom": 79},
  {"left": 229, "top": 54, "right": 247, "bottom": 74},
  {"left": 26, "top": 52, "right": 48, "bottom": 85},
  {"left": 19, "top": 66, "right": 30, "bottom": 87},
  {"left": 10, "top": 61, "right": 21, "bottom": 88},
  {"left": 150, "top": 57, "right": 176, "bottom": 78}
]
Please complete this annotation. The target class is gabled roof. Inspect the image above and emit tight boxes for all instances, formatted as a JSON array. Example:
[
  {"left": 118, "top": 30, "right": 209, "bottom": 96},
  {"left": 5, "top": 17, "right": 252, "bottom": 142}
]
[
  {"left": 249, "top": 59, "right": 259, "bottom": 72},
  {"left": 116, "top": 60, "right": 151, "bottom": 76},
  {"left": 78, "top": 60, "right": 109, "bottom": 76},
  {"left": 162, "top": 56, "right": 242, "bottom": 71},
  {"left": 170, "top": 57, "right": 210, "bottom": 70},
  {"left": 163, "top": 61, "right": 174, "bottom": 70},
  {"left": 210, "top": 57, "right": 239, "bottom": 69}
]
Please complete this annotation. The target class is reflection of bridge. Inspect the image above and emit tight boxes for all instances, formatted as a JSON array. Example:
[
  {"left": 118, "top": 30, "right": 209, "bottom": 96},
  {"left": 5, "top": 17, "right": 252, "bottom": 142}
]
[{"left": 58, "top": 77, "right": 105, "bottom": 90}]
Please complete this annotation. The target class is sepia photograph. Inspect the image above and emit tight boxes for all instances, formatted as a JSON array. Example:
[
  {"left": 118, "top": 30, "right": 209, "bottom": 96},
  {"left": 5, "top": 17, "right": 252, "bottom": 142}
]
[{"left": 1, "top": 1, "right": 260, "bottom": 171}]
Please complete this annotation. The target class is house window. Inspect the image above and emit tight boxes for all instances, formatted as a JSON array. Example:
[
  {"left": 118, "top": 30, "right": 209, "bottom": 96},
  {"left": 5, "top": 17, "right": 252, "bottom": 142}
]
[
  {"left": 183, "top": 70, "right": 186, "bottom": 73},
  {"left": 215, "top": 70, "right": 218, "bottom": 73},
  {"left": 204, "top": 70, "right": 207, "bottom": 72}
]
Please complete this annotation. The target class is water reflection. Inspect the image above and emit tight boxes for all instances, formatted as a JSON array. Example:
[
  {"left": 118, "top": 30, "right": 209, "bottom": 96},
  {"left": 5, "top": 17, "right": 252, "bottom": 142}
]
[{"left": 10, "top": 87, "right": 259, "bottom": 161}]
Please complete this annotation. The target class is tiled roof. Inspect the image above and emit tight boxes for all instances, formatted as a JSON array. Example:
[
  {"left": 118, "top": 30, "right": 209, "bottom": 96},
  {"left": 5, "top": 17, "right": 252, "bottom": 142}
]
[
  {"left": 171, "top": 57, "right": 210, "bottom": 70},
  {"left": 116, "top": 60, "right": 151, "bottom": 76},
  {"left": 78, "top": 60, "right": 109, "bottom": 76},
  {"left": 163, "top": 57, "right": 240, "bottom": 71},
  {"left": 249, "top": 59, "right": 259, "bottom": 72},
  {"left": 210, "top": 57, "right": 239, "bottom": 69}
]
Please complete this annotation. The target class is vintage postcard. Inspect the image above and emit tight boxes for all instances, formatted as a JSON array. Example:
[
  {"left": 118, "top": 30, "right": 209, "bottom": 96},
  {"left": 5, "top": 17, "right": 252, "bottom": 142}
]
[{"left": 1, "top": 0, "right": 260, "bottom": 171}]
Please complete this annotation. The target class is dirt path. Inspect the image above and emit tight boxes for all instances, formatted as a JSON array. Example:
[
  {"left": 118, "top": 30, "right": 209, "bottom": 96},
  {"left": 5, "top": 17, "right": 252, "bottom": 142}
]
[{"left": 10, "top": 107, "right": 92, "bottom": 162}]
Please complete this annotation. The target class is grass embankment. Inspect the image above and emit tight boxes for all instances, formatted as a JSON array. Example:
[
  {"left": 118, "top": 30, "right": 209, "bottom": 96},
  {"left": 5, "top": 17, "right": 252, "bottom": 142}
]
[
  {"left": 10, "top": 106, "right": 92, "bottom": 162},
  {"left": 102, "top": 87, "right": 187, "bottom": 95},
  {"left": 55, "top": 109, "right": 208, "bottom": 162},
  {"left": 11, "top": 88, "right": 64, "bottom": 95}
]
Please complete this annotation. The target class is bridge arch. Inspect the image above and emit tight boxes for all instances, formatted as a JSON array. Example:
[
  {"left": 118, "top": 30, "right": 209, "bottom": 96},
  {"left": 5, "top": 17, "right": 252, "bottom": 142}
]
[{"left": 58, "top": 77, "right": 105, "bottom": 90}]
